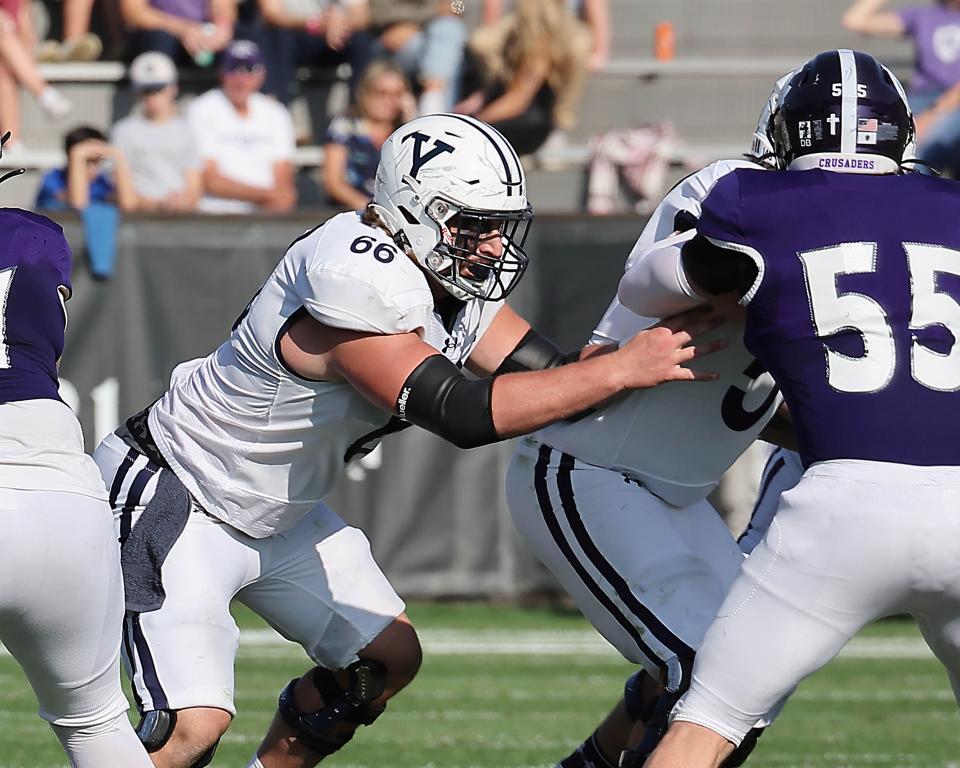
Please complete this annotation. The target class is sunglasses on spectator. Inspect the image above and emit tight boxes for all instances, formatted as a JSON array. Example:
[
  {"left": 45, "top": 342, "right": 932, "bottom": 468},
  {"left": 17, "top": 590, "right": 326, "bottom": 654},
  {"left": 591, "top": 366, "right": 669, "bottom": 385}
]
[
  {"left": 224, "top": 64, "right": 265, "bottom": 75},
  {"left": 136, "top": 84, "right": 169, "bottom": 95}
]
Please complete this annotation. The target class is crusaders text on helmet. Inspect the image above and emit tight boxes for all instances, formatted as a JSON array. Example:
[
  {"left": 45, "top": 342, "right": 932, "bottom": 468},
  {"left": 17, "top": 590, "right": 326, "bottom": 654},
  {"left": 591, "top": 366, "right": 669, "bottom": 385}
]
[
  {"left": 771, "top": 49, "right": 915, "bottom": 174},
  {"left": 370, "top": 114, "right": 533, "bottom": 302}
]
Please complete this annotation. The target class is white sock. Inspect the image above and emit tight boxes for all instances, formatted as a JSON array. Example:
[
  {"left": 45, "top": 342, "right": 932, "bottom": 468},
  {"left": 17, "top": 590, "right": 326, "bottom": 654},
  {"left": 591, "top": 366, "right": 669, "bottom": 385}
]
[
  {"left": 246, "top": 755, "right": 266, "bottom": 768},
  {"left": 52, "top": 711, "right": 154, "bottom": 767}
]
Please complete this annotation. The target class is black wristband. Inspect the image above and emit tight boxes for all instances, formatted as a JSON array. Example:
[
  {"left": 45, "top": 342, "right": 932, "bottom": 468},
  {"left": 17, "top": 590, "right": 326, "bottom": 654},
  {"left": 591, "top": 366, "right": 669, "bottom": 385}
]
[{"left": 494, "top": 329, "right": 570, "bottom": 375}]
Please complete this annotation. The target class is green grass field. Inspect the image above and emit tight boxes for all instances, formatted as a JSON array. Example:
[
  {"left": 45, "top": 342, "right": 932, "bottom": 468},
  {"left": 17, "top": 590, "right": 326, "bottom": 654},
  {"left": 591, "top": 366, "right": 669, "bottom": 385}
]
[{"left": 0, "top": 603, "right": 957, "bottom": 768}]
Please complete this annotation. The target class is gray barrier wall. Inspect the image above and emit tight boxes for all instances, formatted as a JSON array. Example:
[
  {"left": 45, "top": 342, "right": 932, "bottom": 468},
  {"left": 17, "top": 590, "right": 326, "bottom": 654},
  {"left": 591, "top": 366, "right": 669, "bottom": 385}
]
[{"left": 55, "top": 212, "right": 646, "bottom": 597}]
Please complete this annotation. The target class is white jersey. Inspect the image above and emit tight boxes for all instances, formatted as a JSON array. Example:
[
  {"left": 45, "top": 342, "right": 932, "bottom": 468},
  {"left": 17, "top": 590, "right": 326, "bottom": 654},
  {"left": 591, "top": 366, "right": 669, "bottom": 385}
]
[
  {"left": 538, "top": 159, "right": 781, "bottom": 507},
  {"left": 149, "top": 212, "right": 503, "bottom": 537},
  {"left": 0, "top": 399, "right": 108, "bottom": 500},
  {"left": 187, "top": 89, "right": 296, "bottom": 215}
]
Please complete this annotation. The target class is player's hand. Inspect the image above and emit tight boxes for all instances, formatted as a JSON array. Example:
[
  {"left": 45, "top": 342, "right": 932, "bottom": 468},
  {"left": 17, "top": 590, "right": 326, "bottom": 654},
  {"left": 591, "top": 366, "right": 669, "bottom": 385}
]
[{"left": 617, "top": 305, "right": 727, "bottom": 388}]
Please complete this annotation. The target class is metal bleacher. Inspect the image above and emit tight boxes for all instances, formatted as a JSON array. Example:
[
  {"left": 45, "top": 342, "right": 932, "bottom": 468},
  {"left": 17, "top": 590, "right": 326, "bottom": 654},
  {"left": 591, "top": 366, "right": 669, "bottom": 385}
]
[{"left": 1, "top": 0, "right": 917, "bottom": 211}]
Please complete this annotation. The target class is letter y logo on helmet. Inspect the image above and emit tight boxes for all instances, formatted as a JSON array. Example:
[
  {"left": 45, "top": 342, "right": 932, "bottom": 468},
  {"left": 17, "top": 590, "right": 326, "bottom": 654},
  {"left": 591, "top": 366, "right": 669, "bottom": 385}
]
[
  {"left": 402, "top": 132, "right": 456, "bottom": 179},
  {"left": 371, "top": 114, "right": 533, "bottom": 302}
]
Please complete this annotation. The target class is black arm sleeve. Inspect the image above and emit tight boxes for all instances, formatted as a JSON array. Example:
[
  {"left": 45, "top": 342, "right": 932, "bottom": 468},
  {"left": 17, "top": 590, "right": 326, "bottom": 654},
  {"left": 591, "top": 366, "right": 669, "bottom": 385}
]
[
  {"left": 493, "top": 329, "right": 579, "bottom": 375},
  {"left": 681, "top": 234, "right": 759, "bottom": 298},
  {"left": 397, "top": 355, "right": 500, "bottom": 449}
]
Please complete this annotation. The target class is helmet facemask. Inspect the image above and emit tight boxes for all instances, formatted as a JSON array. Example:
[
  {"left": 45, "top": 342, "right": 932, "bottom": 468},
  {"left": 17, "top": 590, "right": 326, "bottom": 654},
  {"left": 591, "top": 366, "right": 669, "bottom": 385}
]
[{"left": 421, "top": 195, "right": 533, "bottom": 302}]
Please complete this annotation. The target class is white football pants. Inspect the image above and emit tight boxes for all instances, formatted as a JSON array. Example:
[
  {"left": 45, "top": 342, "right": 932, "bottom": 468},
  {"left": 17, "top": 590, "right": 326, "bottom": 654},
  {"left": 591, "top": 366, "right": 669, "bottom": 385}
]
[
  {"left": 0, "top": 488, "right": 151, "bottom": 767},
  {"left": 95, "top": 431, "right": 405, "bottom": 716},
  {"left": 673, "top": 459, "right": 960, "bottom": 745},
  {"left": 506, "top": 437, "right": 745, "bottom": 693}
]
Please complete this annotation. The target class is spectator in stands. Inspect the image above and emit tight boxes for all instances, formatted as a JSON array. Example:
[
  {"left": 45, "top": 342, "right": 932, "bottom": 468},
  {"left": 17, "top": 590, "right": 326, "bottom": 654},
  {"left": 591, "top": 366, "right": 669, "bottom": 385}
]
[
  {"left": 0, "top": 0, "right": 72, "bottom": 148},
  {"left": 322, "top": 59, "right": 413, "bottom": 209},
  {"left": 352, "top": 0, "right": 467, "bottom": 115},
  {"left": 35, "top": 125, "right": 136, "bottom": 211},
  {"left": 843, "top": 0, "right": 960, "bottom": 175},
  {"left": 251, "top": 0, "right": 369, "bottom": 104},
  {"left": 483, "top": 0, "right": 610, "bottom": 72},
  {"left": 187, "top": 39, "right": 297, "bottom": 213},
  {"left": 111, "top": 52, "right": 202, "bottom": 211},
  {"left": 121, "top": 0, "right": 235, "bottom": 66},
  {"left": 456, "top": 0, "right": 587, "bottom": 156},
  {"left": 37, "top": 0, "right": 102, "bottom": 62}
]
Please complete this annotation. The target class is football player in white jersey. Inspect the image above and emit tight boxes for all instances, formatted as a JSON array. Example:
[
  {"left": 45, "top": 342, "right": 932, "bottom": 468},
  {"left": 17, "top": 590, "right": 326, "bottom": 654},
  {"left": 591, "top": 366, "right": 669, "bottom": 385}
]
[
  {"left": 92, "top": 114, "right": 726, "bottom": 768},
  {"left": 505, "top": 73, "right": 799, "bottom": 768},
  {"left": 0, "top": 133, "right": 152, "bottom": 767}
]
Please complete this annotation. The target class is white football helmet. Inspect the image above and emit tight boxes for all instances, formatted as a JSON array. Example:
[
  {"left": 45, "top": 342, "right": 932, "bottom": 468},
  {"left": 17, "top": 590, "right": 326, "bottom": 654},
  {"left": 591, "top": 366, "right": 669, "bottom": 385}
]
[
  {"left": 371, "top": 114, "right": 533, "bottom": 302},
  {"left": 749, "top": 68, "right": 799, "bottom": 167}
]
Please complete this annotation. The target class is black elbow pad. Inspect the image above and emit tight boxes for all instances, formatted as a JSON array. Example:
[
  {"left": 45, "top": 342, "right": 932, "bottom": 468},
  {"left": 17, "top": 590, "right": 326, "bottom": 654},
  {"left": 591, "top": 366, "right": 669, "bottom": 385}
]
[{"left": 397, "top": 355, "right": 499, "bottom": 449}]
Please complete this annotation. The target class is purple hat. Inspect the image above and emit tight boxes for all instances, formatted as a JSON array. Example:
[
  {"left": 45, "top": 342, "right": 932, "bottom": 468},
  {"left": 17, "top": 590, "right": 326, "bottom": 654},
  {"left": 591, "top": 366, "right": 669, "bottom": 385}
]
[{"left": 221, "top": 40, "right": 265, "bottom": 72}]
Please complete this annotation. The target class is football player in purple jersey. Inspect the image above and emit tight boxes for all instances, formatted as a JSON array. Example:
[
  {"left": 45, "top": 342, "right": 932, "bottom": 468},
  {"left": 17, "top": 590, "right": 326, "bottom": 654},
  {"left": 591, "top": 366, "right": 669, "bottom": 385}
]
[
  {"left": 617, "top": 50, "right": 960, "bottom": 768},
  {"left": 0, "top": 131, "right": 153, "bottom": 767}
]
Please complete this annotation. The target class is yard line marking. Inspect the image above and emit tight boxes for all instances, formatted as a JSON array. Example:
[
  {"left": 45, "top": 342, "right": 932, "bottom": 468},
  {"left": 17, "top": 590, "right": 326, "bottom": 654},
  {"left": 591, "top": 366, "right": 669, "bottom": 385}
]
[
  {"left": 0, "top": 629, "right": 938, "bottom": 660},
  {"left": 232, "top": 629, "right": 937, "bottom": 659}
]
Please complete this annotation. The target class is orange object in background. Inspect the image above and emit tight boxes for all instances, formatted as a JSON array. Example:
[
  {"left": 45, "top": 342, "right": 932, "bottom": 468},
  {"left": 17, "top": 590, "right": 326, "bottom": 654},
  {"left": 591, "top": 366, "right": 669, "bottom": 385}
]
[{"left": 654, "top": 21, "right": 675, "bottom": 60}]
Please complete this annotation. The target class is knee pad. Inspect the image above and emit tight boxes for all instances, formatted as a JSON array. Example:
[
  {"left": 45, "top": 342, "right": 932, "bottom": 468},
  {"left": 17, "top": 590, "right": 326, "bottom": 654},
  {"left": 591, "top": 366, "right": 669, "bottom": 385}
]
[
  {"left": 136, "top": 709, "right": 176, "bottom": 752},
  {"left": 278, "top": 659, "right": 388, "bottom": 756},
  {"left": 135, "top": 709, "right": 220, "bottom": 767},
  {"left": 721, "top": 726, "right": 764, "bottom": 768}
]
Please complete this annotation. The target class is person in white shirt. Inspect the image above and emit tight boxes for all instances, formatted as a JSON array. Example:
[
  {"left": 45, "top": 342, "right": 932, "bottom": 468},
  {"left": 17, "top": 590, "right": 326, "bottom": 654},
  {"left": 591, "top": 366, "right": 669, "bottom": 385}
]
[
  {"left": 93, "top": 113, "right": 725, "bottom": 768},
  {"left": 187, "top": 39, "right": 297, "bottom": 214},
  {"left": 112, "top": 52, "right": 203, "bottom": 212}
]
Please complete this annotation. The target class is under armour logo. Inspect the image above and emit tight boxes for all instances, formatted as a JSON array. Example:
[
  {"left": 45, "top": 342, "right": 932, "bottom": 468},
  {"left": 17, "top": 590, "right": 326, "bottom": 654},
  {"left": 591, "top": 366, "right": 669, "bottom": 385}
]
[{"left": 403, "top": 131, "right": 455, "bottom": 179}]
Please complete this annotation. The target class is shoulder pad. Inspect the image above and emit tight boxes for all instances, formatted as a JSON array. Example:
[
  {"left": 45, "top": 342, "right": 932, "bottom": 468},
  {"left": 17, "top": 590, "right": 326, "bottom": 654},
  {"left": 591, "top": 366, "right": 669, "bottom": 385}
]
[{"left": 297, "top": 213, "right": 434, "bottom": 336}]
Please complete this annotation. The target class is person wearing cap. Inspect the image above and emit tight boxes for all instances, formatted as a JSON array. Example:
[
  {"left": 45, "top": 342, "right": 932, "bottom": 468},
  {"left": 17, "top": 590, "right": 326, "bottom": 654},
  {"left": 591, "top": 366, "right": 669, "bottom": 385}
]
[
  {"left": 111, "top": 52, "right": 202, "bottom": 212},
  {"left": 186, "top": 40, "right": 298, "bottom": 214}
]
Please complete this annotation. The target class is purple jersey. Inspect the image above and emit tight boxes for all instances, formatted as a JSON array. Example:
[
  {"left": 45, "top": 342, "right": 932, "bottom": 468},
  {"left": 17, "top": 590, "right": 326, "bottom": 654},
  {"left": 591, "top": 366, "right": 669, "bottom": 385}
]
[
  {"left": 0, "top": 209, "right": 72, "bottom": 404},
  {"left": 698, "top": 169, "right": 960, "bottom": 468}
]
